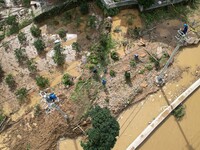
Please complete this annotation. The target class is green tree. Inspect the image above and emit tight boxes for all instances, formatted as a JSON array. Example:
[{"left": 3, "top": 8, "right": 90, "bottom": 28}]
[
  {"left": 80, "top": 1, "right": 89, "bottom": 15},
  {"left": 18, "top": 32, "right": 26, "bottom": 45},
  {"left": 30, "top": 25, "right": 41, "bottom": 37},
  {"left": 15, "top": 87, "right": 28, "bottom": 103},
  {"left": 58, "top": 29, "right": 66, "bottom": 39},
  {"left": 33, "top": 39, "right": 45, "bottom": 54},
  {"left": 0, "top": 110, "right": 5, "bottom": 123},
  {"left": 27, "top": 59, "right": 37, "bottom": 73},
  {"left": 81, "top": 106, "right": 119, "bottom": 150},
  {"left": 62, "top": 73, "right": 73, "bottom": 87},
  {"left": 35, "top": 76, "right": 49, "bottom": 89},
  {"left": 14, "top": 48, "right": 27, "bottom": 63},
  {"left": 53, "top": 44, "right": 65, "bottom": 66},
  {"left": 5, "top": 74, "right": 15, "bottom": 88}
]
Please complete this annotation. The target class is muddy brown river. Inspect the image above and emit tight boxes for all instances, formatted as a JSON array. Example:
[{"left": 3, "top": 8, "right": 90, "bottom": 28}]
[{"left": 59, "top": 45, "right": 200, "bottom": 150}]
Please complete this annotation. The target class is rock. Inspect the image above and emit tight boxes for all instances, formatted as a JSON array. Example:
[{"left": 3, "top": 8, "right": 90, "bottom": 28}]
[
  {"left": 186, "top": 37, "right": 196, "bottom": 44},
  {"left": 17, "top": 135, "right": 22, "bottom": 139},
  {"left": 139, "top": 52, "right": 147, "bottom": 58},
  {"left": 156, "top": 46, "right": 163, "bottom": 59},
  {"left": 194, "top": 39, "right": 200, "bottom": 45},
  {"left": 140, "top": 82, "right": 148, "bottom": 88}
]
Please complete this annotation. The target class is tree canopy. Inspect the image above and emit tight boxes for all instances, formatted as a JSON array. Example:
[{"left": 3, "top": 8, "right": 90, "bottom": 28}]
[{"left": 81, "top": 106, "right": 119, "bottom": 150}]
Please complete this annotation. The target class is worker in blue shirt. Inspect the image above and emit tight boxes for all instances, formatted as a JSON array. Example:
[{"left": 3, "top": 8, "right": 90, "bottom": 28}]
[{"left": 181, "top": 24, "right": 188, "bottom": 35}]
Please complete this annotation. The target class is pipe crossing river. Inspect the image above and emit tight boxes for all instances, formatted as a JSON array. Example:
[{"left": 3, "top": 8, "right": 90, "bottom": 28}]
[{"left": 126, "top": 77, "right": 200, "bottom": 150}]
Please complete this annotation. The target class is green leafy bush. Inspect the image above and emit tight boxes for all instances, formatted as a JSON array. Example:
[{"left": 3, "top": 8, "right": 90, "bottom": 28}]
[
  {"left": 15, "top": 87, "right": 28, "bottom": 103},
  {"left": 138, "top": 69, "right": 145, "bottom": 74},
  {"left": 53, "top": 44, "right": 65, "bottom": 66},
  {"left": 172, "top": 104, "right": 185, "bottom": 120},
  {"left": 22, "top": 0, "right": 30, "bottom": 7},
  {"left": 27, "top": 59, "right": 37, "bottom": 73},
  {"left": 110, "top": 70, "right": 116, "bottom": 77},
  {"left": 5, "top": 74, "right": 15, "bottom": 88},
  {"left": 33, "top": 39, "right": 45, "bottom": 54},
  {"left": 8, "top": 23, "right": 19, "bottom": 35},
  {"left": 62, "top": 73, "right": 73, "bottom": 87},
  {"left": 72, "top": 42, "right": 80, "bottom": 52},
  {"left": 130, "top": 60, "right": 136, "bottom": 67},
  {"left": 145, "top": 64, "right": 153, "bottom": 71},
  {"left": 80, "top": 1, "right": 89, "bottom": 15},
  {"left": 35, "top": 76, "right": 49, "bottom": 88},
  {"left": 18, "top": 32, "right": 26, "bottom": 45},
  {"left": 6, "top": 15, "right": 17, "bottom": 25},
  {"left": 111, "top": 51, "right": 119, "bottom": 61},
  {"left": 0, "top": 33, "right": 5, "bottom": 41},
  {"left": 0, "top": 64, "right": 4, "bottom": 81},
  {"left": 96, "top": 0, "right": 119, "bottom": 16},
  {"left": 58, "top": 29, "right": 66, "bottom": 39},
  {"left": 138, "top": 0, "right": 155, "bottom": 8},
  {"left": 124, "top": 71, "right": 131, "bottom": 81},
  {"left": 34, "top": 104, "right": 41, "bottom": 116},
  {"left": 87, "top": 15, "right": 97, "bottom": 29},
  {"left": 30, "top": 25, "right": 41, "bottom": 37},
  {"left": 81, "top": 106, "right": 119, "bottom": 150},
  {"left": 14, "top": 48, "right": 27, "bottom": 63}
]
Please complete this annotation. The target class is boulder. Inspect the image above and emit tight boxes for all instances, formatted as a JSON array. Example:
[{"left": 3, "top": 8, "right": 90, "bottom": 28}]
[{"left": 156, "top": 46, "right": 163, "bottom": 59}]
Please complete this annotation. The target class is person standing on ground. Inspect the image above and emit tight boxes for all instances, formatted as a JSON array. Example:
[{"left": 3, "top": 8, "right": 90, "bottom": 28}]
[{"left": 181, "top": 24, "right": 188, "bottom": 35}]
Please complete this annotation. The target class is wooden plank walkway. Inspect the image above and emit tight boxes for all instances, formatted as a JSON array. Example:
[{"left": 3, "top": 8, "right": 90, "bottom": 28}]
[{"left": 127, "top": 78, "right": 200, "bottom": 150}]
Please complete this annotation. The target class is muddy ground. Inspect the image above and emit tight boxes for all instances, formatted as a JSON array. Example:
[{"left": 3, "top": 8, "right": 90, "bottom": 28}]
[{"left": 0, "top": 2, "right": 200, "bottom": 150}]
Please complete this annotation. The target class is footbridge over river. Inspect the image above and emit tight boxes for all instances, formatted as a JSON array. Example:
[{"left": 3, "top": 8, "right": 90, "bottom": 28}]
[{"left": 126, "top": 77, "right": 200, "bottom": 150}]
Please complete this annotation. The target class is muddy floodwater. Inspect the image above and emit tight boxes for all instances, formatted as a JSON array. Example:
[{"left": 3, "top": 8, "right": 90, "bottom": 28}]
[
  {"left": 59, "top": 45, "right": 200, "bottom": 150},
  {"left": 139, "top": 88, "right": 200, "bottom": 150}
]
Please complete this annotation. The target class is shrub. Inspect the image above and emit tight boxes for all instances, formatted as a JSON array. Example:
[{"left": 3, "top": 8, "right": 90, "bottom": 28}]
[
  {"left": 5, "top": 74, "right": 15, "bottom": 88},
  {"left": 62, "top": 11, "right": 72, "bottom": 24},
  {"left": 110, "top": 70, "right": 116, "bottom": 77},
  {"left": 72, "top": 42, "right": 80, "bottom": 52},
  {"left": 14, "top": 48, "right": 27, "bottom": 63},
  {"left": 138, "top": 0, "right": 155, "bottom": 8},
  {"left": 53, "top": 44, "right": 65, "bottom": 66},
  {"left": 8, "top": 23, "right": 19, "bottom": 35},
  {"left": 81, "top": 106, "right": 119, "bottom": 150},
  {"left": 34, "top": 104, "right": 41, "bottom": 116},
  {"left": 138, "top": 69, "right": 145, "bottom": 74},
  {"left": 6, "top": 15, "right": 17, "bottom": 25},
  {"left": 111, "top": 51, "right": 119, "bottom": 61},
  {"left": 18, "top": 32, "right": 26, "bottom": 45},
  {"left": 96, "top": 0, "right": 119, "bottom": 16},
  {"left": 27, "top": 59, "right": 37, "bottom": 73},
  {"left": 58, "top": 29, "right": 66, "bottom": 39},
  {"left": 0, "top": 111, "right": 5, "bottom": 123},
  {"left": 62, "top": 73, "right": 73, "bottom": 87},
  {"left": 145, "top": 64, "right": 153, "bottom": 71},
  {"left": 15, "top": 87, "right": 28, "bottom": 103},
  {"left": 75, "top": 17, "right": 83, "bottom": 27},
  {"left": 124, "top": 71, "right": 131, "bottom": 81},
  {"left": 33, "top": 39, "right": 45, "bottom": 54},
  {"left": 22, "top": 0, "right": 30, "bottom": 7},
  {"left": 0, "top": 64, "right": 4, "bottom": 81},
  {"left": 35, "top": 76, "right": 49, "bottom": 88},
  {"left": 172, "top": 104, "right": 185, "bottom": 120},
  {"left": 87, "top": 15, "right": 97, "bottom": 29},
  {"left": 0, "top": 33, "right": 5, "bottom": 41},
  {"left": 80, "top": 1, "right": 89, "bottom": 15},
  {"left": 30, "top": 25, "right": 41, "bottom": 37},
  {"left": 130, "top": 60, "right": 136, "bottom": 67}
]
